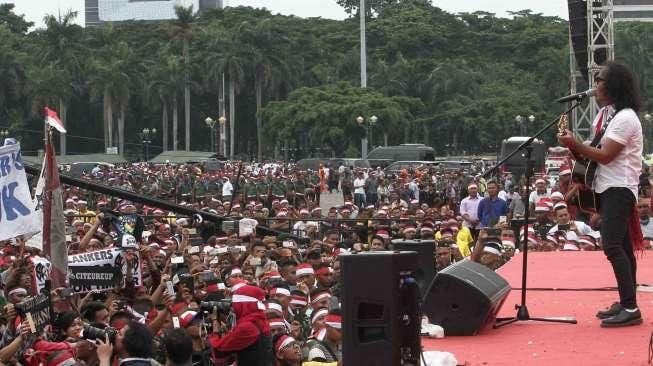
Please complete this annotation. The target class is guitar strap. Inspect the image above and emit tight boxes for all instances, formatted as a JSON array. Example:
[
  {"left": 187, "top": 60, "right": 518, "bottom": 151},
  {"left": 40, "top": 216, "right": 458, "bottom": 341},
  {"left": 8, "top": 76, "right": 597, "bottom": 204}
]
[{"left": 589, "top": 106, "right": 616, "bottom": 148}]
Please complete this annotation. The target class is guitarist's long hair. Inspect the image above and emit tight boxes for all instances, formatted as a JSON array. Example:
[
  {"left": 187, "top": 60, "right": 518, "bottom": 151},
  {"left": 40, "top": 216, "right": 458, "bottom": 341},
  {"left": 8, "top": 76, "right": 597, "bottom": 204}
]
[{"left": 602, "top": 61, "right": 642, "bottom": 113}]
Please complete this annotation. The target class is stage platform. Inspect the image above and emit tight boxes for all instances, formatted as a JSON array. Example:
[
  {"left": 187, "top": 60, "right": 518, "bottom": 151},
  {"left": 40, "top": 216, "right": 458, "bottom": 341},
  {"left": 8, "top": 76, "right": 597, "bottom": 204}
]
[{"left": 422, "top": 251, "right": 653, "bottom": 365}]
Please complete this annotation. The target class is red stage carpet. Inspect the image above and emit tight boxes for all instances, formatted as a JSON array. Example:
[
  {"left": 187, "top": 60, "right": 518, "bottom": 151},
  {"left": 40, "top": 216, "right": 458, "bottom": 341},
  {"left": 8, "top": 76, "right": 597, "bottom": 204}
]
[{"left": 422, "top": 251, "right": 653, "bottom": 365}]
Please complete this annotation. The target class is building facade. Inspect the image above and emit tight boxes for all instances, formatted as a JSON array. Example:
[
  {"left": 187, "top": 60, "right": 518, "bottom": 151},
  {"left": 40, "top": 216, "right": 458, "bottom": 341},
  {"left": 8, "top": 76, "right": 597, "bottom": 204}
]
[
  {"left": 85, "top": 0, "right": 223, "bottom": 27},
  {"left": 614, "top": 0, "right": 653, "bottom": 22}
]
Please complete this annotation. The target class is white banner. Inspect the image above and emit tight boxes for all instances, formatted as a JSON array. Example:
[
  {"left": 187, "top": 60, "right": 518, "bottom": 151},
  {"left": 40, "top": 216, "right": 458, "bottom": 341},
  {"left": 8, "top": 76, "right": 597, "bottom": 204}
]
[
  {"left": 31, "top": 255, "right": 52, "bottom": 294},
  {"left": 68, "top": 248, "right": 142, "bottom": 293},
  {"left": 0, "top": 143, "right": 40, "bottom": 241}
]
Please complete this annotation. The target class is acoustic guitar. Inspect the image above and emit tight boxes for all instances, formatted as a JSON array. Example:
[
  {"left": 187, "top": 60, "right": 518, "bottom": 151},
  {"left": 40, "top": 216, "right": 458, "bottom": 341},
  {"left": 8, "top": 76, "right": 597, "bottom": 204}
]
[{"left": 557, "top": 114, "right": 599, "bottom": 212}]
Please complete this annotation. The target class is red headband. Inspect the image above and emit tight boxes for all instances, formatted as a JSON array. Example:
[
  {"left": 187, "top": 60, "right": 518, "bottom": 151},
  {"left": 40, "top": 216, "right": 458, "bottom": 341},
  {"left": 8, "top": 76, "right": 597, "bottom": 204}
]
[{"left": 315, "top": 267, "right": 333, "bottom": 276}]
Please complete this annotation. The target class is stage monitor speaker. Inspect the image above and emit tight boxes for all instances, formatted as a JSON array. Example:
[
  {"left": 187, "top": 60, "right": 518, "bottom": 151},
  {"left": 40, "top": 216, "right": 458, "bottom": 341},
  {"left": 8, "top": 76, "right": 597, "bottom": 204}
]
[
  {"left": 391, "top": 239, "right": 435, "bottom": 295},
  {"left": 423, "top": 259, "right": 511, "bottom": 336},
  {"left": 341, "top": 251, "right": 421, "bottom": 366}
]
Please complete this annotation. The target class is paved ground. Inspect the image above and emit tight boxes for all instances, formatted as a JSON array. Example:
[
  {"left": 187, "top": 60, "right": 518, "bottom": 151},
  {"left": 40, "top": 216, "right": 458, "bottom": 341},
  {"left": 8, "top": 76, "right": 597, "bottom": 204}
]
[{"left": 319, "top": 190, "right": 344, "bottom": 211}]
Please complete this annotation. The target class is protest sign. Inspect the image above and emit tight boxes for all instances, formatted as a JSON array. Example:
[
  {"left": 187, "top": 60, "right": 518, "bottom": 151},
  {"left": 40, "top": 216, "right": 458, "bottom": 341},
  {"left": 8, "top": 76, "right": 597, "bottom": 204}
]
[
  {"left": 68, "top": 248, "right": 141, "bottom": 293},
  {"left": 0, "top": 142, "right": 40, "bottom": 241},
  {"left": 31, "top": 256, "right": 51, "bottom": 295},
  {"left": 15, "top": 293, "right": 51, "bottom": 334}
]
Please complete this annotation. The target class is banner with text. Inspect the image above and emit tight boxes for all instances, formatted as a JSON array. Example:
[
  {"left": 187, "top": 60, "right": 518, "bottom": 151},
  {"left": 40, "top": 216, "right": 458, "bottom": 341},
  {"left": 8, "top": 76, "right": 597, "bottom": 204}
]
[
  {"left": 67, "top": 248, "right": 141, "bottom": 293},
  {"left": 0, "top": 143, "right": 40, "bottom": 241},
  {"left": 15, "top": 293, "right": 51, "bottom": 334}
]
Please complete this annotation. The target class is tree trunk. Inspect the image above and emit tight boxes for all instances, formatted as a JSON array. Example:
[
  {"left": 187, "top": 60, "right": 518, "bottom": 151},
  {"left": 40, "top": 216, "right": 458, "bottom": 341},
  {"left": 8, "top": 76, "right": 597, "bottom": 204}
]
[
  {"left": 218, "top": 73, "right": 225, "bottom": 118},
  {"left": 173, "top": 93, "right": 179, "bottom": 151},
  {"left": 58, "top": 98, "right": 66, "bottom": 155},
  {"left": 118, "top": 103, "right": 125, "bottom": 157},
  {"left": 107, "top": 96, "right": 114, "bottom": 149},
  {"left": 103, "top": 88, "right": 109, "bottom": 150},
  {"left": 383, "top": 132, "right": 388, "bottom": 146},
  {"left": 255, "top": 77, "right": 263, "bottom": 162},
  {"left": 229, "top": 76, "right": 235, "bottom": 160},
  {"left": 184, "top": 38, "right": 191, "bottom": 152},
  {"left": 162, "top": 101, "right": 169, "bottom": 152}
]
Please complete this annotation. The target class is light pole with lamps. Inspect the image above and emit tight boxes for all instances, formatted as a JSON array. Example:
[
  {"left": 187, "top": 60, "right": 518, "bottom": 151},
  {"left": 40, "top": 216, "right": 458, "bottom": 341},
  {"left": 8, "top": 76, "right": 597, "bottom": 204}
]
[
  {"left": 140, "top": 128, "right": 157, "bottom": 161},
  {"left": 515, "top": 114, "right": 535, "bottom": 136},
  {"left": 356, "top": 115, "right": 378, "bottom": 159},
  {"left": 205, "top": 117, "right": 217, "bottom": 153},
  {"left": 218, "top": 116, "right": 227, "bottom": 157},
  {"left": 205, "top": 116, "right": 227, "bottom": 157}
]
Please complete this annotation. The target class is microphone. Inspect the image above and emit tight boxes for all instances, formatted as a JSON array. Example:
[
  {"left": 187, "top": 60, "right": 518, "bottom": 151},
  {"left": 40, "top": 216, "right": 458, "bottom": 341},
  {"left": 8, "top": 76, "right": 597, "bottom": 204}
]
[{"left": 556, "top": 89, "right": 595, "bottom": 103}]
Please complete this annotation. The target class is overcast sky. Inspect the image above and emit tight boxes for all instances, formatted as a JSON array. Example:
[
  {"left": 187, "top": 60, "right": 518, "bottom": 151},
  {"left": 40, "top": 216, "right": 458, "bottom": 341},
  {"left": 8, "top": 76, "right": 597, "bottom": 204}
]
[{"left": 3, "top": 0, "right": 568, "bottom": 28}]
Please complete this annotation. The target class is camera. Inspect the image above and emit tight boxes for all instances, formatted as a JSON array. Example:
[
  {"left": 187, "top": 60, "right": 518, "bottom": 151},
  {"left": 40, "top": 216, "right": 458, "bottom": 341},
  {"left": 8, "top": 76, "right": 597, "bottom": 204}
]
[
  {"left": 81, "top": 325, "right": 118, "bottom": 343},
  {"left": 200, "top": 300, "right": 232, "bottom": 314}
]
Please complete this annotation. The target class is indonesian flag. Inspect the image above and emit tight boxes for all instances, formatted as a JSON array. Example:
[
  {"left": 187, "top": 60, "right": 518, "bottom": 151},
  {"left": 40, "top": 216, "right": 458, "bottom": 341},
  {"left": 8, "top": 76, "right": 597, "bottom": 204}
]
[
  {"left": 44, "top": 106, "right": 66, "bottom": 134},
  {"left": 41, "top": 135, "right": 68, "bottom": 288}
]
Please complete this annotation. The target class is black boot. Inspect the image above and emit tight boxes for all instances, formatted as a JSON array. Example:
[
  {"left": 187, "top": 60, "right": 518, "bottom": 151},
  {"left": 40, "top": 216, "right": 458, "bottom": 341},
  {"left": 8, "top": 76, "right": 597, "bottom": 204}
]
[
  {"left": 600, "top": 308, "right": 642, "bottom": 328},
  {"left": 596, "top": 302, "right": 622, "bottom": 320}
]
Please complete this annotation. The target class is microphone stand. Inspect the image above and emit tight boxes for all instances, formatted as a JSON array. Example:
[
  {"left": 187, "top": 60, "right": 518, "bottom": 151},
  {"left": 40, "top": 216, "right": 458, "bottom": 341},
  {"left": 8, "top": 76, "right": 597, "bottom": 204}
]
[{"left": 484, "top": 101, "right": 583, "bottom": 328}]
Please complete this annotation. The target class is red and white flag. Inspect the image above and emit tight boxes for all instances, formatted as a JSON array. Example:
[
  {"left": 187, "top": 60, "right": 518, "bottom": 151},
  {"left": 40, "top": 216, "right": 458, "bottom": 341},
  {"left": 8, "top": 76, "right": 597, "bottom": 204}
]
[
  {"left": 41, "top": 135, "right": 67, "bottom": 288},
  {"left": 44, "top": 106, "right": 66, "bottom": 134}
]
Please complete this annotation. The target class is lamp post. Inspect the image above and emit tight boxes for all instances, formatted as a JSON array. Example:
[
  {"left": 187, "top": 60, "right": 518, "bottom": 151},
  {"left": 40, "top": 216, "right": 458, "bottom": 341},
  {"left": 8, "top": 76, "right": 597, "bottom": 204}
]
[
  {"left": 219, "top": 116, "right": 227, "bottom": 157},
  {"left": 357, "top": 115, "right": 378, "bottom": 159},
  {"left": 140, "top": 128, "right": 156, "bottom": 161},
  {"left": 205, "top": 116, "right": 228, "bottom": 157},
  {"left": 205, "top": 117, "right": 217, "bottom": 153},
  {"left": 515, "top": 114, "right": 536, "bottom": 136}
]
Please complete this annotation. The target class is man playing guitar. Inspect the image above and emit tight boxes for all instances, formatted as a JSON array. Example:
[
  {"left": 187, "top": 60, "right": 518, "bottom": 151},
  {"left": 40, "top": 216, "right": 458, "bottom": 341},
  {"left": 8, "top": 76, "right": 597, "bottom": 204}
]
[{"left": 558, "top": 61, "right": 644, "bottom": 328}]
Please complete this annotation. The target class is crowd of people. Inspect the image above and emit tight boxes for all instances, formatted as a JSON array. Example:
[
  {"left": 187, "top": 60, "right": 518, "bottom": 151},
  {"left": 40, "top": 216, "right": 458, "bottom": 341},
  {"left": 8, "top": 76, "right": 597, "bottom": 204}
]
[{"left": 0, "top": 154, "right": 650, "bottom": 366}]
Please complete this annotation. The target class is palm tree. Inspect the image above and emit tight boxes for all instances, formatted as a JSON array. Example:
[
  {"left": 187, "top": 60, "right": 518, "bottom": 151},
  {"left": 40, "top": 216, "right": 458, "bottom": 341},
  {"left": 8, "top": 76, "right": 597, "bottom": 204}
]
[
  {"left": 245, "top": 19, "right": 294, "bottom": 161},
  {"left": 38, "top": 11, "right": 84, "bottom": 155},
  {"left": 88, "top": 41, "right": 133, "bottom": 155},
  {"left": 169, "top": 5, "right": 197, "bottom": 151},
  {"left": 0, "top": 27, "right": 24, "bottom": 119},
  {"left": 147, "top": 54, "right": 187, "bottom": 152},
  {"left": 206, "top": 26, "right": 248, "bottom": 159}
]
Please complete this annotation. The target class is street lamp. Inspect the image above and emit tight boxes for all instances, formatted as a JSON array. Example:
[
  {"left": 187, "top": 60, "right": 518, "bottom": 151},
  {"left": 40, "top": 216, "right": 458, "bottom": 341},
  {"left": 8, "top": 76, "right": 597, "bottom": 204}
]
[
  {"left": 218, "top": 116, "right": 227, "bottom": 157},
  {"left": 356, "top": 115, "right": 378, "bottom": 159},
  {"left": 205, "top": 117, "right": 217, "bottom": 153},
  {"left": 140, "top": 128, "right": 157, "bottom": 161},
  {"left": 0, "top": 130, "right": 9, "bottom": 138},
  {"left": 205, "top": 116, "right": 228, "bottom": 157},
  {"left": 515, "top": 114, "right": 535, "bottom": 136}
]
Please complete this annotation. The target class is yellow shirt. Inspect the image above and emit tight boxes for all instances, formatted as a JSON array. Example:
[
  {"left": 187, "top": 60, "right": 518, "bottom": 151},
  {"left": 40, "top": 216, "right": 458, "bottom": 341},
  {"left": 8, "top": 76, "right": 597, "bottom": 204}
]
[{"left": 435, "top": 227, "right": 473, "bottom": 257}]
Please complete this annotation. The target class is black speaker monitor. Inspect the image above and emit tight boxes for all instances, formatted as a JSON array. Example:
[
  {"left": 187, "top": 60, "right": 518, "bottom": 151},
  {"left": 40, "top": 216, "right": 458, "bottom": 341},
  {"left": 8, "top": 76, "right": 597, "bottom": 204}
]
[
  {"left": 340, "top": 251, "right": 421, "bottom": 366},
  {"left": 390, "top": 239, "right": 435, "bottom": 294},
  {"left": 423, "top": 259, "right": 511, "bottom": 336}
]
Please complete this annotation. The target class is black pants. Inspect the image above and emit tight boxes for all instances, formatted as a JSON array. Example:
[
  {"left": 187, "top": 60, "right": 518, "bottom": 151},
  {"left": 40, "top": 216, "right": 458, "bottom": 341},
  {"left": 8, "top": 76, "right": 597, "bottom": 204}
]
[{"left": 599, "top": 187, "right": 638, "bottom": 309}]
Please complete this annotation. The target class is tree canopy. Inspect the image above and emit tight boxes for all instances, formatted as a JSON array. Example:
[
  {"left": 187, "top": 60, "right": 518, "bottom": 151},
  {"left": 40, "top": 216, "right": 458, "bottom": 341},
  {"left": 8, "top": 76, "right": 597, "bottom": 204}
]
[{"left": 1, "top": 0, "right": 652, "bottom": 159}]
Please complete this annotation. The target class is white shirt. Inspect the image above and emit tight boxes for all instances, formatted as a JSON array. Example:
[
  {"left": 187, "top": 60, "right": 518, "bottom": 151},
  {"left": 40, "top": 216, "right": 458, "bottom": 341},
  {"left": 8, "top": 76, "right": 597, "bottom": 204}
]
[
  {"left": 222, "top": 180, "right": 234, "bottom": 196},
  {"left": 529, "top": 189, "right": 550, "bottom": 204},
  {"left": 498, "top": 190, "right": 508, "bottom": 201},
  {"left": 353, "top": 178, "right": 366, "bottom": 194},
  {"left": 593, "top": 107, "right": 642, "bottom": 199},
  {"left": 548, "top": 220, "right": 600, "bottom": 238},
  {"left": 641, "top": 217, "right": 653, "bottom": 239},
  {"left": 459, "top": 195, "right": 481, "bottom": 229}
]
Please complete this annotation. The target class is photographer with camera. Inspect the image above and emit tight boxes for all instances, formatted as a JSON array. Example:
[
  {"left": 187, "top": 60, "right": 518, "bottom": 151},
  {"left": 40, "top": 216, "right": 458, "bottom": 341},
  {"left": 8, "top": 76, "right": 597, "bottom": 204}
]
[
  {"left": 208, "top": 284, "right": 272, "bottom": 366},
  {"left": 548, "top": 203, "right": 600, "bottom": 240}
]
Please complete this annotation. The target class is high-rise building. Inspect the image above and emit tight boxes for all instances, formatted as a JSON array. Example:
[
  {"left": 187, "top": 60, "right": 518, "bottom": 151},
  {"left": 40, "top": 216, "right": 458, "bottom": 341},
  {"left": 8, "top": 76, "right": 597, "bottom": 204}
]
[
  {"left": 614, "top": 0, "right": 653, "bottom": 22},
  {"left": 85, "top": 0, "right": 223, "bottom": 27}
]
